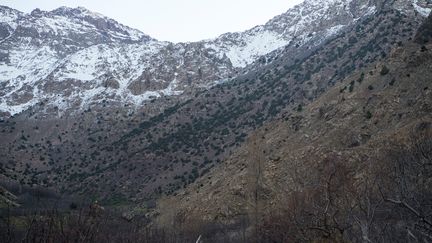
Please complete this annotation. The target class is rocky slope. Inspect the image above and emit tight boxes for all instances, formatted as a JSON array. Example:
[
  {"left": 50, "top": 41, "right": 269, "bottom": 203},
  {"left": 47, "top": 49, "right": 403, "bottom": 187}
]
[
  {"left": 0, "top": 1, "right": 431, "bottom": 242},
  {"left": 2, "top": 0, "right": 429, "bottom": 117},
  {"left": 157, "top": 29, "right": 432, "bottom": 242},
  {"left": 1, "top": 0, "right": 429, "bottom": 204}
]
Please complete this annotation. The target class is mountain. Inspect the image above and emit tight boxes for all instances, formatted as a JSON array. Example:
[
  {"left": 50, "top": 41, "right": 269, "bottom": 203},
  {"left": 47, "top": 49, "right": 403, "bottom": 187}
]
[
  {"left": 2, "top": 0, "right": 429, "bottom": 117},
  {"left": 0, "top": 6, "right": 232, "bottom": 117},
  {"left": 157, "top": 16, "right": 432, "bottom": 242},
  {"left": 0, "top": 0, "right": 430, "bottom": 199},
  {"left": 0, "top": 0, "right": 431, "bottom": 242}
]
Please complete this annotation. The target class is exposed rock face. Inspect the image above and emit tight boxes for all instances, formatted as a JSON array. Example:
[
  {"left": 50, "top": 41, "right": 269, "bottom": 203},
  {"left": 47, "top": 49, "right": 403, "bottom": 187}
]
[
  {"left": 102, "top": 78, "right": 120, "bottom": 90},
  {"left": 2, "top": 0, "right": 428, "bottom": 116}
]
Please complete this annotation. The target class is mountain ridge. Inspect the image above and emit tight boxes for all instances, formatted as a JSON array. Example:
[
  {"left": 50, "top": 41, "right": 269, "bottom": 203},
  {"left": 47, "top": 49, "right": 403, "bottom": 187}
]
[
  {"left": 2, "top": 0, "right": 425, "bottom": 117},
  {"left": 0, "top": 1, "right": 432, "bottom": 241},
  {"left": 1, "top": 0, "right": 428, "bottom": 203}
]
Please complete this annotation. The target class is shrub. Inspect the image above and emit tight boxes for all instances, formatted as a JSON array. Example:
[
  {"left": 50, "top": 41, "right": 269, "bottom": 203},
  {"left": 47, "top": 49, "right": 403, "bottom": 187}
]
[
  {"left": 297, "top": 104, "right": 303, "bottom": 112},
  {"left": 349, "top": 81, "right": 355, "bottom": 92},
  {"left": 380, "top": 65, "right": 390, "bottom": 75},
  {"left": 357, "top": 72, "right": 365, "bottom": 83},
  {"left": 69, "top": 202, "right": 78, "bottom": 210},
  {"left": 349, "top": 36, "right": 358, "bottom": 44}
]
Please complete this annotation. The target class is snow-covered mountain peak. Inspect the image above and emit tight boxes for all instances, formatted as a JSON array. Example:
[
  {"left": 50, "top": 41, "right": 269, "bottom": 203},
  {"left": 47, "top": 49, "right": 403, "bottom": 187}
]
[
  {"left": 204, "top": 0, "right": 376, "bottom": 68},
  {"left": 51, "top": 6, "right": 104, "bottom": 18},
  {"left": 22, "top": 6, "right": 151, "bottom": 43},
  {"left": 302, "top": 0, "right": 351, "bottom": 7},
  {"left": 0, "top": 0, "right": 431, "bottom": 117},
  {"left": 0, "top": 5, "right": 22, "bottom": 16},
  {"left": 0, "top": 5, "right": 22, "bottom": 29}
]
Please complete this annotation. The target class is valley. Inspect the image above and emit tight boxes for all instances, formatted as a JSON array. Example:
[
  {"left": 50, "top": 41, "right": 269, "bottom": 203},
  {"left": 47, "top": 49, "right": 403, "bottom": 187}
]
[{"left": 0, "top": 0, "right": 431, "bottom": 242}]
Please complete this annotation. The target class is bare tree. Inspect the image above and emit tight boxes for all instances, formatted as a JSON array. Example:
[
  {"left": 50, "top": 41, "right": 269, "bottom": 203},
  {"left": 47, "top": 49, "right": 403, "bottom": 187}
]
[{"left": 382, "top": 125, "right": 432, "bottom": 241}]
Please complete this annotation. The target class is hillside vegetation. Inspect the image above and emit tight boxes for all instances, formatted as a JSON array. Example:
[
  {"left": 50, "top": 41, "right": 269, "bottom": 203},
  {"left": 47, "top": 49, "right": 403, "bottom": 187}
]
[{"left": 157, "top": 35, "right": 432, "bottom": 242}]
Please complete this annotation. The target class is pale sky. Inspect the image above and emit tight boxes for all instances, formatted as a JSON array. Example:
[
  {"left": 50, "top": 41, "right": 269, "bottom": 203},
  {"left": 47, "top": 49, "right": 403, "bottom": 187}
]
[{"left": 0, "top": 0, "right": 304, "bottom": 42}]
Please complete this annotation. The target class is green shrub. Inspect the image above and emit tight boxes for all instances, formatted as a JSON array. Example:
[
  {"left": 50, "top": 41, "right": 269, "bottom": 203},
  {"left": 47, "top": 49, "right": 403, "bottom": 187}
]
[
  {"left": 380, "top": 65, "right": 390, "bottom": 75},
  {"left": 297, "top": 104, "right": 303, "bottom": 112},
  {"left": 349, "top": 81, "right": 355, "bottom": 92}
]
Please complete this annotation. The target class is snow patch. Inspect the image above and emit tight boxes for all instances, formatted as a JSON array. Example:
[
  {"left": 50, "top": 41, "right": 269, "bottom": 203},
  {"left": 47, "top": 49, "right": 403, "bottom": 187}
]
[
  {"left": 226, "top": 31, "right": 289, "bottom": 68},
  {"left": 412, "top": 0, "right": 431, "bottom": 17},
  {"left": 161, "top": 78, "right": 183, "bottom": 96},
  {"left": 206, "top": 30, "right": 289, "bottom": 68},
  {"left": 0, "top": 99, "right": 37, "bottom": 115},
  {"left": 325, "top": 25, "right": 346, "bottom": 38}
]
